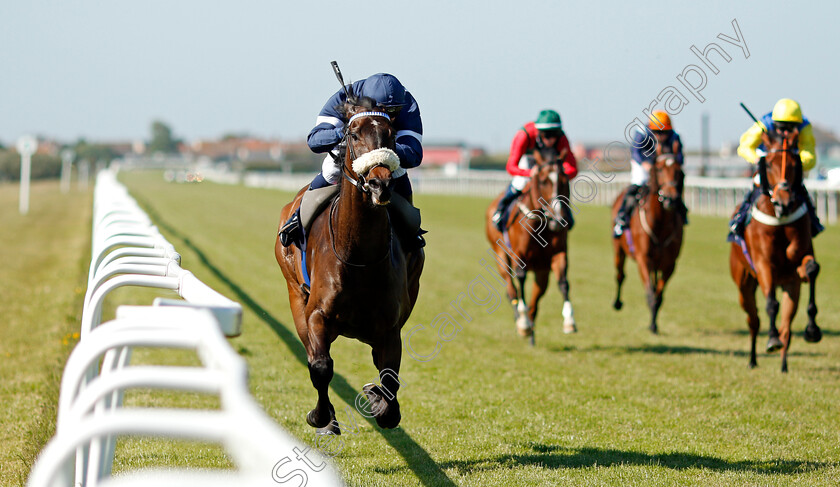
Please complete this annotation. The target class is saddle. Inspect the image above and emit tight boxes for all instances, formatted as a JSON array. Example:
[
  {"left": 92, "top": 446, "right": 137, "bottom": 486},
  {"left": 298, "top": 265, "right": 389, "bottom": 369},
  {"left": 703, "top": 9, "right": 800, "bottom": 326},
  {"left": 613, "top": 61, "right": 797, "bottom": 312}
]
[{"left": 295, "top": 185, "right": 422, "bottom": 251}]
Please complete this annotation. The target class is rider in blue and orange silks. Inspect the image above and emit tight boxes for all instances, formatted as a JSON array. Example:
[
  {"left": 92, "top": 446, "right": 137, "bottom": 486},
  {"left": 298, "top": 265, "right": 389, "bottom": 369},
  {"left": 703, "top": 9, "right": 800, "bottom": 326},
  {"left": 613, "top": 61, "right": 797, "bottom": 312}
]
[
  {"left": 727, "top": 98, "right": 824, "bottom": 242},
  {"left": 491, "top": 109, "right": 579, "bottom": 231},
  {"left": 278, "top": 73, "right": 424, "bottom": 249},
  {"left": 613, "top": 110, "right": 688, "bottom": 238}
]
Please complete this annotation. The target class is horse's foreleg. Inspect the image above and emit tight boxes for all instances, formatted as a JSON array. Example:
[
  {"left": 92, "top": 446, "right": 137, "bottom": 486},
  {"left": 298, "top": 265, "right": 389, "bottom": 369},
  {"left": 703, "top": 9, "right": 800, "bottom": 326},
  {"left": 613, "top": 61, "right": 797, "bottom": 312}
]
[
  {"left": 799, "top": 256, "right": 822, "bottom": 343},
  {"left": 613, "top": 240, "right": 626, "bottom": 311},
  {"left": 779, "top": 283, "right": 801, "bottom": 373},
  {"left": 636, "top": 263, "right": 658, "bottom": 334},
  {"left": 305, "top": 311, "right": 336, "bottom": 430},
  {"left": 492, "top": 250, "right": 521, "bottom": 318},
  {"left": 367, "top": 332, "right": 403, "bottom": 429},
  {"left": 765, "top": 287, "right": 782, "bottom": 353},
  {"left": 527, "top": 269, "right": 550, "bottom": 324},
  {"left": 552, "top": 252, "right": 576, "bottom": 333}
]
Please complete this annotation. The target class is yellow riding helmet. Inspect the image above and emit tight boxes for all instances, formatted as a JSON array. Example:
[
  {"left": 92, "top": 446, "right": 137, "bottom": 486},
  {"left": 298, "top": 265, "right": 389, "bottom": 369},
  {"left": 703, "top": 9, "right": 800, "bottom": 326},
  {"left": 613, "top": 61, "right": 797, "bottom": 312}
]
[
  {"left": 648, "top": 110, "right": 672, "bottom": 131},
  {"left": 771, "top": 98, "right": 803, "bottom": 123}
]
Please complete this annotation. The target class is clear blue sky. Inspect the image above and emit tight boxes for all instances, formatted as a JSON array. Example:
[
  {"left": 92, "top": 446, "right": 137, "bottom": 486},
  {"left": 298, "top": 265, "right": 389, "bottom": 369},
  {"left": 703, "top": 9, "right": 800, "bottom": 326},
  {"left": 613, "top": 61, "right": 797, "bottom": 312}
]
[{"left": 2, "top": 0, "right": 838, "bottom": 153}]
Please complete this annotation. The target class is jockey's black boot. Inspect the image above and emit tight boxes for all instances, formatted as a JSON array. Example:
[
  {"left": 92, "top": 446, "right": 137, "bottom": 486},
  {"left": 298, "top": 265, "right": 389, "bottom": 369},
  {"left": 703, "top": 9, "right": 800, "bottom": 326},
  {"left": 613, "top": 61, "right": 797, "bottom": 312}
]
[
  {"left": 279, "top": 208, "right": 303, "bottom": 247},
  {"left": 562, "top": 206, "right": 575, "bottom": 230},
  {"left": 798, "top": 186, "right": 825, "bottom": 237},
  {"left": 492, "top": 185, "right": 522, "bottom": 231},
  {"left": 727, "top": 188, "right": 758, "bottom": 243},
  {"left": 677, "top": 173, "right": 688, "bottom": 224},
  {"left": 402, "top": 229, "right": 427, "bottom": 253},
  {"left": 678, "top": 199, "right": 689, "bottom": 225},
  {"left": 614, "top": 185, "right": 639, "bottom": 238}
]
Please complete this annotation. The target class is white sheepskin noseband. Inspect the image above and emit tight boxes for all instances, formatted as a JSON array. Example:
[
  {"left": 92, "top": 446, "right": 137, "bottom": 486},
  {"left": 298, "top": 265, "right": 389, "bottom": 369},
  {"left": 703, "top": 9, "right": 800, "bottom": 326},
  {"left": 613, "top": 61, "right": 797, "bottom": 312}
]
[{"left": 352, "top": 148, "right": 400, "bottom": 176}]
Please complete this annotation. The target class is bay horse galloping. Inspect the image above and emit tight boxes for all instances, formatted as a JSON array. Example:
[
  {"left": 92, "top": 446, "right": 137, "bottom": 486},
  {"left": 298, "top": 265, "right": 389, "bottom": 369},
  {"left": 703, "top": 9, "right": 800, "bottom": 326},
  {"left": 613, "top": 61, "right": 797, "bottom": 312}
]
[
  {"left": 275, "top": 94, "right": 424, "bottom": 432},
  {"left": 612, "top": 136, "right": 684, "bottom": 333},
  {"left": 729, "top": 128, "right": 821, "bottom": 372},
  {"left": 485, "top": 147, "right": 576, "bottom": 345}
]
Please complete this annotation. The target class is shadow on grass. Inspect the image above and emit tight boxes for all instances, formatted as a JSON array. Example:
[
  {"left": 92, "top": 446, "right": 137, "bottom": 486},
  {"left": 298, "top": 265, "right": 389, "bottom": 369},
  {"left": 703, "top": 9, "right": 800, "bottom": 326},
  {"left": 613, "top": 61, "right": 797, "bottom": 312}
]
[
  {"left": 137, "top": 197, "right": 455, "bottom": 487},
  {"left": 701, "top": 327, "right": 839, "bottom": 338},
  {"left": 375, "top": 442, "right": 836, "bottom": 477},
  {"left": 547, "top": 343, "right": 820, "bottom": 357}
]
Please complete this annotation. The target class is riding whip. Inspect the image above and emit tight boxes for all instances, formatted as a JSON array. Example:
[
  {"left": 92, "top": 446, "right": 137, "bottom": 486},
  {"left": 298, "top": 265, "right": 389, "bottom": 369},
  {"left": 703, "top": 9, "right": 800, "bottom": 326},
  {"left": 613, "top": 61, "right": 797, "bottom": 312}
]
[
  {"left": 331, "top": 61, "right": 351, "bottom": 100},
  {"left": 740, "top": 102, "right": 767, "bottom": 133}
]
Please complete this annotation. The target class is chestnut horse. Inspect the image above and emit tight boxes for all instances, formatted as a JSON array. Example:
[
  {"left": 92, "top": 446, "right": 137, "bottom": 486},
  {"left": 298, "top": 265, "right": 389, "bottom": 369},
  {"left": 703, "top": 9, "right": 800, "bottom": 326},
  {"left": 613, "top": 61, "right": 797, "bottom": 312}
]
[
  {"left": 612, "top": 135, "right": 684, "bottom": 333},
  {"left": 485, "top": 147, "right": 576, "bottom": 345},
  {"left": 729, "top": 128, "right": 821, "bottom": 372},
  {"left": 275, "top": 96, "right": 424, "bottom": 432}
]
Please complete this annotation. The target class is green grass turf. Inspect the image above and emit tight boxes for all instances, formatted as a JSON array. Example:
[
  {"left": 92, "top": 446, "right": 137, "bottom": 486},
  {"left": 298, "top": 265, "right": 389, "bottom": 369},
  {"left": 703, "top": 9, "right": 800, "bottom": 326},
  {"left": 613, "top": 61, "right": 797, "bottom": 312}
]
[
  {"left": 0, "top": 180, "right": 92, "bottom": 486},
  {"left": 8, "top": 171, "right": 840, "bottom": 486}
]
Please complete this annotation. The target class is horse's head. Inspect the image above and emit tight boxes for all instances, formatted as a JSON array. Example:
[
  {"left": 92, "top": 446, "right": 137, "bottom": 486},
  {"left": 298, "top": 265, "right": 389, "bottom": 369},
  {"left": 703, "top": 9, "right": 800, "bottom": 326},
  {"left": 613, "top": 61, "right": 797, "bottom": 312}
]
[
  {"left": 653, "top": 139, "right": 682, "bottom": 211},
  {"left": 531, "top": 146, "right": 570, "bottom": 231},
  {"left": 340, "top": 95, "right": 398, "bottom": 206},
  {"left": 761, "top": 127, "right": 801, "bottom": 216}
]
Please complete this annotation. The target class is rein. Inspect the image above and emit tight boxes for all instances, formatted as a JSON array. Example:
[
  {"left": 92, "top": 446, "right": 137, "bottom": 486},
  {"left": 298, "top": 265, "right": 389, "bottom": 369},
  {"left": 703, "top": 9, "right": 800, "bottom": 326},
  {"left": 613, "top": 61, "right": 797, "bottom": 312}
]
[
  {"left": 639, "top": 162, "right": 679, "bottom": 248},
  {"left": 328, "top": 196, "right": 393, "bottom": 267}
]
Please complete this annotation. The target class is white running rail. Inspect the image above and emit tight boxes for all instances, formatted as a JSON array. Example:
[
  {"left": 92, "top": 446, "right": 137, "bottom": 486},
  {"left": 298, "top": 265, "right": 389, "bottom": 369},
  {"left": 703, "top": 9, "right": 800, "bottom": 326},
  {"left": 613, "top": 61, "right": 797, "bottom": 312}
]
[{"left": 28, "top": 169, "right": 342, "bottom": 487}]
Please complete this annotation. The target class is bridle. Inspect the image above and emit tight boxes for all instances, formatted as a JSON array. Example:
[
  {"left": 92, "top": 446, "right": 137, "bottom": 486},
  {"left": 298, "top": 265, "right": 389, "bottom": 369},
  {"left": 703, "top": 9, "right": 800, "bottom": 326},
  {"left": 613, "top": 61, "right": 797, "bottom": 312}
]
[
  {"left": 757, "top": 131, "right": 802, "bottom": 214},
  {"left": 328, "top": 109, "right": 396, "bottom": 267},
  {"left": 521, "top": 154, "right": 569, "bottom": 229},
  {"left": 335, "top": 110, "right": 393, "bottom": 194},
  {"left": 652, "top": 155, "right": 680, "bottom": 206}
]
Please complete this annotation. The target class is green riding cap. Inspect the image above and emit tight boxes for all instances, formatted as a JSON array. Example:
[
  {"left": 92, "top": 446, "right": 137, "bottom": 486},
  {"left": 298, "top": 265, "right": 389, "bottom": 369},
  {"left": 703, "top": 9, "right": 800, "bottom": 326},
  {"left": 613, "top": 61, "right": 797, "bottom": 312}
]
[{"left": 534, "top": 109, "right": 563, "bottom": 130}]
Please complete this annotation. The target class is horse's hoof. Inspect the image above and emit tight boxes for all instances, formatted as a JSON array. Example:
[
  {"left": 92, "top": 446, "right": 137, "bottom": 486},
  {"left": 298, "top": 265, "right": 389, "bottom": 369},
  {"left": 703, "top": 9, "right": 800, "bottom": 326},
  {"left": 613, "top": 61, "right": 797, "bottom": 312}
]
[
  {"left": 306, "top": 408, "right": 331, "bottom": 429},
  {"left": 649, "top": 324, "right": 658, "bottom": 334},
  {"left": 749, "top": 362, "right": 757, "bottom": 369},
  {"left": 613, "top": 300, "right": 623, "bottom": 311},
  {"left": 563, "top": 322, "right": 577, "bottom": 334},
  {"left": 804, "top": 324, "right": 822, "bottom": 343},
  {"left": 516, "top": 325, "right": 533, "bottom": 337},
  {"left": 766, "top": 336, "right": 783, "bottom": 353},
  {"left": 363, "top": 384, "right": 400, "bottom": 429},
  {"left": 317, "top": 421, "right": 341, "bottom": 436}
]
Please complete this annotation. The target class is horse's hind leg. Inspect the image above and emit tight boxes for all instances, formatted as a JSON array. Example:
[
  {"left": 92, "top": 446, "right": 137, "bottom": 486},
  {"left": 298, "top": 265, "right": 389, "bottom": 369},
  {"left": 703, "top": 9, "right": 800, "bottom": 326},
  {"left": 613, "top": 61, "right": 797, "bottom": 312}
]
[
  {"left": 799, "top": 256, "right": 822, "bottom": 343},
  {"left": 304, "top": 312, "right": 338, "bottom": 432},
  {"left": 731, "top": 248, "right": 760, "bottom": 368},
  {"left": 366, "top": 332, "right": 403, "bottom": 429}
]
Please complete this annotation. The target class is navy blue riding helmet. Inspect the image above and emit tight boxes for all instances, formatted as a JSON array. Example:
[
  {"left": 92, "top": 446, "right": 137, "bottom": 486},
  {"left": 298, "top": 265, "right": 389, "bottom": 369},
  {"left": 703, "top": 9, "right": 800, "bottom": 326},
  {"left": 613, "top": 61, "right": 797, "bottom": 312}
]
[{"left": 360, "top": 73, "right": 406, "bottom": 109}]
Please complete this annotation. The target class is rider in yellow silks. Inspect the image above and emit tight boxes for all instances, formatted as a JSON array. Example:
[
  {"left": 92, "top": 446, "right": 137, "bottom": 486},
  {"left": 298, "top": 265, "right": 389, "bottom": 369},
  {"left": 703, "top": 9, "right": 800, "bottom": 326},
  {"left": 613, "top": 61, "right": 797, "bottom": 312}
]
[{"left": 727, "top": 98, "right": 824, "bottom": 242}]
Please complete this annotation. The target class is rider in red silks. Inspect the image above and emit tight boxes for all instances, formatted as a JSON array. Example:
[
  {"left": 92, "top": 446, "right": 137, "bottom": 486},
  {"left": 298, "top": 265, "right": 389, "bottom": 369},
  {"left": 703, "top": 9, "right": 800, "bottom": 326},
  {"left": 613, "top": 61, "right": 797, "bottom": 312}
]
[{"left": 491, "top": 109, "right": 578, "bottom": 231}]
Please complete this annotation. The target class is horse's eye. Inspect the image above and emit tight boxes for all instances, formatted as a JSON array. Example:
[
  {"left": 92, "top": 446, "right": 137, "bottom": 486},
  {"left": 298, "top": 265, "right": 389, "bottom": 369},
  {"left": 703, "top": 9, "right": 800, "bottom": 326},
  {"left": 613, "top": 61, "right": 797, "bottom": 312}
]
[{"left": 350, "top": 132, "right": 359, "bottom": 141}]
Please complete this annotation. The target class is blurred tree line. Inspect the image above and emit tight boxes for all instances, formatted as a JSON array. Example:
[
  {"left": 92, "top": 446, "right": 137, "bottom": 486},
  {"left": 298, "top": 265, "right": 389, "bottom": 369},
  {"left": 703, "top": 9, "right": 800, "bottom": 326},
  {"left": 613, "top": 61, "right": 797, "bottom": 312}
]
[{"left": 0, "top": 139, "right": 118, "bottom": 182}]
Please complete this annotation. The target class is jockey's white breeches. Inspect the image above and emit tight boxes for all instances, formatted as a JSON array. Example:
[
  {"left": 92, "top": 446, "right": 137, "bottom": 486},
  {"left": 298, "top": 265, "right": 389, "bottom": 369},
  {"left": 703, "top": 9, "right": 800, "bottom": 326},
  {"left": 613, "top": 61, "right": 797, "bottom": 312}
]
[
  {"left": 511, "top": 155, "right": 535, "bottom": 191},
  {"left": 630, "top": 160, "right": 651, "bottom": 186}
]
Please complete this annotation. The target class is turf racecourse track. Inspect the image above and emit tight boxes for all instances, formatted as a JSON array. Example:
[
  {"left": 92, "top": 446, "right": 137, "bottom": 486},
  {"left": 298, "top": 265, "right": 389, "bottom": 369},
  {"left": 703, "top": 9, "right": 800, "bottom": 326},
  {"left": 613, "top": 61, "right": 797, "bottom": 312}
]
[{"left": 8, "top": 172, "right": 839, "bottom": 486}]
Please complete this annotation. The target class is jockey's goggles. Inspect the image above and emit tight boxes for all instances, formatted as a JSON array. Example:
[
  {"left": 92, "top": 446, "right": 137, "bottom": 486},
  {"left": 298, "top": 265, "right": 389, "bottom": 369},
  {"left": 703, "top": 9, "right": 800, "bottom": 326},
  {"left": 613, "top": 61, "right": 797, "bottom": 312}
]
[{"left": 774, "top": 121, "right": 798, "bottom": 134}]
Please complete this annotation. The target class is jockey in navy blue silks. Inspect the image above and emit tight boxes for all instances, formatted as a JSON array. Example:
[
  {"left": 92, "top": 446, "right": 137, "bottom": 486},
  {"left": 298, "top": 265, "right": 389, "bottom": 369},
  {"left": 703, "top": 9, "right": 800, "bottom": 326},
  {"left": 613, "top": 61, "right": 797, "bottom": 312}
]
[
  {"left": 613, "top": 110, "right": 688, "bottom": 237},
  {"left": 278, "top": 73, "right": 425, "bottom": 249}
]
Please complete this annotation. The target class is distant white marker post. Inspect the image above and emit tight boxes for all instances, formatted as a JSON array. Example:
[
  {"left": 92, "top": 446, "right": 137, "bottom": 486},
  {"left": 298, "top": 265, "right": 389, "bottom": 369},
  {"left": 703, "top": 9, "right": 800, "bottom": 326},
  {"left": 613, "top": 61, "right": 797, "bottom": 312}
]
[
  {"left": 16, "top": 135, "right": 38, "bottom": 215},
  {"left": 60, "top": 149, "right": 74, "bottom": 193}
]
